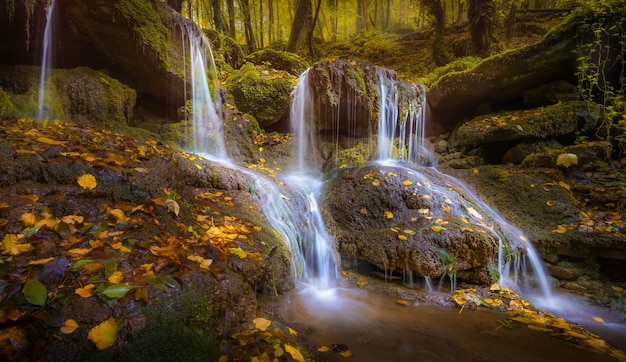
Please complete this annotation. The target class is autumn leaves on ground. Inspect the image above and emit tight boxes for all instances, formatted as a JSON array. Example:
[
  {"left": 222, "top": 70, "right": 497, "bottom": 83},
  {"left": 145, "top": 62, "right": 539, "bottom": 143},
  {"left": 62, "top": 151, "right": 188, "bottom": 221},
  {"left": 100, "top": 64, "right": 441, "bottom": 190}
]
[{"left": 1, "top": 118, "right": 625, "bottom": 361}]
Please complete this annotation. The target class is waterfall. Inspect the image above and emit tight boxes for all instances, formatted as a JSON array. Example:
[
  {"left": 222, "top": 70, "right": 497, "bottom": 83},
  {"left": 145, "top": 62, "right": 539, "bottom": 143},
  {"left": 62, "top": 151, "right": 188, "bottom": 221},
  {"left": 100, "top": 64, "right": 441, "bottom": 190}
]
[
  {"left": 37, "top": 0, "right": 55, "bottom": 121},
  {"left": 179, "top": 22, "right": 226, "bottom": 159},
  {"left": 376, "top": 68, "right": 432, "bottom": 165},
  {"left": 289, "top": 69, "right": 315, "bottom": 173}
]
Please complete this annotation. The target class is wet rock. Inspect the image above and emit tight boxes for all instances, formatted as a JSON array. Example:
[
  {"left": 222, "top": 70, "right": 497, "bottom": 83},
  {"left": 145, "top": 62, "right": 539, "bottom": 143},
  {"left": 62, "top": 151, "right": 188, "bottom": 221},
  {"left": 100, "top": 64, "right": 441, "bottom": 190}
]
[
  {"left": 321, "top": 164, "right": 525, "bottom": 284},
  {"left": 245, "top": 48, "right": 309, "bottom": 76},
  {"left": 546, "top": 260, "right": 586, "bottom": 281}
]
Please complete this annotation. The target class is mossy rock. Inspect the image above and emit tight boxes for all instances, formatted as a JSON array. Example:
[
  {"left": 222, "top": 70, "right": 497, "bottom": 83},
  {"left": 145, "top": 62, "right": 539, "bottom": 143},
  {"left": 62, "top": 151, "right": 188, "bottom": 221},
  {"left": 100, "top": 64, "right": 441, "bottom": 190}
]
[
  {"left": 224, "top": 63, "right": 296, "bottom": 129},
  {"left": 0, "top": 87, "right": 16, "bottom": 118},
  {"left": 449, "top": 101, "right": 602, "bottom": 149},
  {"left": 521, "top": 141, "right": 613, "bottom": 168},
  {"left": 245, "top": 48, "right": 309, "bottom": 76}
]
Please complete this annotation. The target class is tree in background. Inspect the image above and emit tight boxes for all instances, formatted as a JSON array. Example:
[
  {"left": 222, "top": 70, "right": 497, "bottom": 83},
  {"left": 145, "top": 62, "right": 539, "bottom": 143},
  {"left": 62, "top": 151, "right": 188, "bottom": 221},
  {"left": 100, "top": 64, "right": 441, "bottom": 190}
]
[
  {"left": 287, "top": 0, "right": 313, "bottom": 53},
  {"left": 422, "top": 0, "right": 449, "bottom": 66},
  {"left": 468, "top": 0, "right": 496, "bottom": 56}
]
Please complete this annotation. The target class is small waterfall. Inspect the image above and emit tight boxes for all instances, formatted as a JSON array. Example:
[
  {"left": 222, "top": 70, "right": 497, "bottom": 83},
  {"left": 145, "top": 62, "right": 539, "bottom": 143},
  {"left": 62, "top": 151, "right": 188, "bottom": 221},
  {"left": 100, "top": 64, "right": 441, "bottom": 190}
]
[
  {"left": 290, "top": 69, "right": 315, "bottom": 173},
  {"left": 179, "top": 22, "right": 226, "bottom": 159},
  {"left": 376, "top": 68, "right": 432, "bottom": 165},
  {"left": 37, "top": 0, "right": 56, "bottom": 120},
  {"left": 285, "top": 70, "right": 339, "bottom": 289}
]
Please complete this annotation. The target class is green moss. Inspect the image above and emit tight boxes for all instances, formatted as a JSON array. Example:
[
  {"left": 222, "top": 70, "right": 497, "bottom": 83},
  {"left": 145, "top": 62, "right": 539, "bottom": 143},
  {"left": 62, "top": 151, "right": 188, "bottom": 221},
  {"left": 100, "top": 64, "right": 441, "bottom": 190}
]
[
  {"left": 419, "top": 57, "right": 481, "bottom": 87},
  {"left": 224, "top": 63, "right": 296, "bottom": 128},
  {"left": 115, "top": 0, "right": 173, "bottom": 70},
  {"left": 245, "top": 48, "right": 309, "bottom": 76},
  {"left": 0, "top": 87, "right": 16, "bottom": 118}
]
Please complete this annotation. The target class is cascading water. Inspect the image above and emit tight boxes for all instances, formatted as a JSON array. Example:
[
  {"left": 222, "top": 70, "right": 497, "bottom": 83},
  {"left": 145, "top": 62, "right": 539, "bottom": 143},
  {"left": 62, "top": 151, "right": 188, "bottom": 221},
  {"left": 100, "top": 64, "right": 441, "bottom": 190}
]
[
  {"left": 37, "top": 0, "right": 55, "bottom": 120},
  {"left": 179, "top": 21, "right": 226, "bottom": 159},
  {"left": 376, "top": 68, "right": 431, "bottom": 164},
  {"left": 373, "top": 70, "right": 553, "bottom": 300}
]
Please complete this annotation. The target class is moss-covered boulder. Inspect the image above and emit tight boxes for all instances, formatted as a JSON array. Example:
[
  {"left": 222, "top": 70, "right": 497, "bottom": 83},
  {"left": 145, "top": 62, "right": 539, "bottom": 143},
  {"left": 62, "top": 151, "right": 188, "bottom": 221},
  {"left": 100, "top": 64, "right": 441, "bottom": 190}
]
[
  {"left": 246, "top": 49, "right": 309, "bottom": 76},
  {"left": 0, "top": 65, "right": 136, "bottom": 127},
  {"left": 0, "top": 87, "right": 16, "bottom": 118},
  {"left": 520, "top": 141, "right": 613, "bottom": 168},
  {"left": 224, "top": 63, "right": 296, "bottom": 129},
  {"left": 523, "top": 80, "right": 579, "bottom": 106},
  {"left": 322, "top": 164, "right": 528, "bottom": 284},
  {"left": 449, "top": 101, "right": 602, "bottom": 149}
]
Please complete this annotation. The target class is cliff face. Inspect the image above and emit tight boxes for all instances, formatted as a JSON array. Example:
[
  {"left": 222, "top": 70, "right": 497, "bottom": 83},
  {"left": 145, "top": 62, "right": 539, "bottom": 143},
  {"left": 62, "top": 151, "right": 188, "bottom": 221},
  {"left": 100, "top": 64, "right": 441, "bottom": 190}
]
[{"left": 0, "top": 0, "right": 193, "bottom": 120}]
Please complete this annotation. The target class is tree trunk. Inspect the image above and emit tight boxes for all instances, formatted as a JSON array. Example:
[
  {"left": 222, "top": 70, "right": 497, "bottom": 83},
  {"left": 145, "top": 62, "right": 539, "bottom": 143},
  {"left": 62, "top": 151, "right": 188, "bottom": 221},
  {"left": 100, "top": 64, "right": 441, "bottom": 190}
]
[
  {"left": 287, "top": 0, "right": 312, "bottom": 53},
  {"left": 422, "top": 0, "right": 449, "bottom": 66},
  {"left": 259, "top": 0, "right": 264, "bottom": 48},
  {"left": 468, "top": 0, "right": 495, "bottom": 57},
  {"left": 268, "top": 0, "right": 274, "bottom": 43},
  {"left": 239, "top": 0, "right": 256, "bottom": 53},
  {"left": 356, "top": 0, "right": 367, "bottom": 32},
  {"left": 227, "top": 0, "right": 236, "bottom": 38},
  {"left": 211, "top": 0, "right": 224, "bottom": 32},
  {"left": 307, "top": 0, "right": 323, "bottom": 57}
]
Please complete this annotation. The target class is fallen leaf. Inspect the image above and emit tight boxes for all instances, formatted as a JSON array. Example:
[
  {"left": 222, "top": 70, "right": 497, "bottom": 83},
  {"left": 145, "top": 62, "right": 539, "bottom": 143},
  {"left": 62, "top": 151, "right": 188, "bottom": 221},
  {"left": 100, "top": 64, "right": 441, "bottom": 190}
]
[
  {"left": 552, "top": 225, "right": 567, "bottom": 234},
  {"left": 61, "top": 319, "right": 79, "bottom": 334},
  {"left": 253, "top": 317, "right": 272, "bottom": 331},
  {"left": 28, "top": 257, "right": 55, "bottom": 265},
  {"left": 165, "top": 199, "right": 180, "bottom": 217},
  {"left": 107, "top": 271, "right": 123, "bottom": 284},
  {"left": 284, "top": 344, "right": 304, "bottom": 362},
  {"left": 372, "top": 179, "right": 381, "bottom": 186},
  {"left": 318, "top": 346, "right": 331, "bottom": 352},
  {"left": 20, "top": 212, "right": 37, "bottom": 227},
  {"left": 359, "top": 207, "right": 367, "bottom": 215},
  {"left": 2, "top": 234, "right": 33, "bottom": 255},
  {"left": 99, "top": 284, "right": 136, "bottom": 299},
  {"left": 23, "top": 279, "right": 47, "bottom": 306},
  {"left": 402, "top": 180, "right": 413, "bottom": 186},
  {"left": 88, "top": 317, "right": 121, "bottom": 350},
  {"left": 75, "top": 284, "right": 96, "bottom": 298},
  {"left": 383, "top": 210, "right": 394, "bottom": 219},
  {"left": 593, "top": 317, "right": 604, "bottom": 323},
  {"left": 36, "top": 136, "right": 66, "bottom": 145},
  {"left": 229, "top": 247, "right": 247, "bottom": 259},
  {"left": 357, "top": 277, "right": 367, "bottom": 287},
  {"left": 556, "top": 153, "right": 578, "bottom": 168},
  {"left": 288, "top": 327, "right": 298, "bottom": 336},
  {"left": 77, "top": 174, "right": 97, "bottom": 190},
  {"left": 431, "top": 225, "right": 443, "bottom": 232}
]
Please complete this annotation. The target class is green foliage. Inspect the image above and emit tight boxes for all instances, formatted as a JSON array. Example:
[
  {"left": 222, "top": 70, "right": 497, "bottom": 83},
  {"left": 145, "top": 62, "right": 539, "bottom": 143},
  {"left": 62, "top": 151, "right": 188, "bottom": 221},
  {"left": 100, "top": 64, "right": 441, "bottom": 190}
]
[
  {"left": 439, "top": 249, "right": 457, "bottom": 279},
  {"left": 573, "top": 0, "right": 626, "bottom": 155},
  {"left": 245, "top": 48, "right": 309, "bottom": 76},
  {"left": 419, "top": 57, "right": 482, "bottom": 87},
  {"left": 115, "top": 0, "right": 173, "bottom": 69},
  {"left": 23, "top": 279, "right": 47, "bottom": 306},
  {"left": 0, "top": 87, "right": 16, "bottom": 118}
]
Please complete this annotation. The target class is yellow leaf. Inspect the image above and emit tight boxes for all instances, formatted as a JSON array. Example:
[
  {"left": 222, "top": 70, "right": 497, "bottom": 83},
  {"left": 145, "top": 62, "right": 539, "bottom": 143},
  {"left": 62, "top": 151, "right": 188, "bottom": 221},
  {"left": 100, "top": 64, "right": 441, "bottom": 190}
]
[
  {"left": 318, "top": 346, "right": 331, "bottom": 352},
  {"left": 528, "top": 324, "right": 552, "bottom": 333},
  {"left": 473, "top": 167, "right": 479, "bottom": 174},
  {"left": 253, "top": 317, "right": 272, "bottom": 331},
  {"left": 397, "top": 299, "right": 410, "bottom": 305},
  {"left": 556, "top": 153, "right": 578, "bottom": 168},
  {"left": 546, "top": 200, "right": 554, "bottom": 207},
  {"left": 2, "top": 234, "right": 33, "bottom": 255},
  {"left": 552, "top": 225, "right": 567, "bottom": 234},
  {"left": 397, "top": 234, "right": 408, "bottom": 241},
  {"left": 359, "top": 207, "right": 367, "bottom": 215},
  {"left": 372, "top": 179, "right": 381, "bottom": 186},
  {"left": 28, "top": 257, "right": 55, "bottom": 266},
  {"left": 140, "top": 263, "right": 153, "bottom": 273},
  {"left": 21, "top": 212, "right": 37, "bottom": 227},
  {"left": 288, "top": 327, "right": 298, "bottom": 336},
  {"left": 108, "top": 209, "right": 127, "bottom": 223},
  {"left": 431, "top": 225, "right": 443, "bottom": 232},
  {"left": 284, "top": 344, "right": 305, "bottom": 362},
  {"left": 383, "top": 210, "right": 393, "bottom": 219},
  {"left": 188, "top": 254, "right": 213, "bottom": 270},
  {"left": 357, "top": 277, "right": 367, "bottom": 287},
  {"left": 77, "top": 174, "right": 97, "bottom": 190},
  {"left": 402, "top": 180, "right": 413, "bottom": 186},
  {"left": 229, "top": 247, "right": 247, "bottom": 259},
  {"left": 110, "top": 242, "right": 131, "bottom": 253},
  {"left": 107, "top": 271, "right": 123, "bottom": 284},
  {"left": 66, "top": 248, "right": 92, "bottom": 258},
  {"left": 612, "top": 286, "right": 624, "bottom": 293},
  {"left": 75, "top": 284, "right": 95, "bottom": 298},
  {"left": 593, "top": 317, "right": 604, "bottom": 323},
  {"left": 339, "top": 349, "right": 353, "bottom": 358},
  {"left": 36, "top": 136, "right": 66, "bottom": 145},
  {"left": 88, "top": 317, "right": 120, "bottom": 350},
  {"left": 60, "top": 319, "right": 79, "bottom": 334},
  {"left": 564, "top": 330, "right": 588, "bottom": 339},
  {"left": 61, "top": 215, "right": 84, "bottom": 224}
]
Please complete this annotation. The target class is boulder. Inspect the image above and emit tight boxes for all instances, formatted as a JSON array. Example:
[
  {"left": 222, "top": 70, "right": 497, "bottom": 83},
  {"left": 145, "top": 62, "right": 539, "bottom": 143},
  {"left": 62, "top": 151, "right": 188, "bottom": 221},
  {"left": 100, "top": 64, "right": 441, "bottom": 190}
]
[
  {"left": 449, "top": 101, "right": 601, "bottom": 149},
  {"left": 523, "top": 80, "right": 579, "bottom": 106},
  {"left": 322, "top": 164, "right": 528, "bottom": 284},
  {"left": 520, "top": 141, "right": 612, "bottom": 168}
]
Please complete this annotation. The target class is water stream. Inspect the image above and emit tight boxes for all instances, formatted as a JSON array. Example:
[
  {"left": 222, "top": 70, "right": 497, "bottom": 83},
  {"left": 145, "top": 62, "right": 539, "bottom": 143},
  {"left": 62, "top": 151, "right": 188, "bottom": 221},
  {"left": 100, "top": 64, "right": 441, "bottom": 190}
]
[{"left": 37, "top": 0, "right": 55, "bottom": 120}]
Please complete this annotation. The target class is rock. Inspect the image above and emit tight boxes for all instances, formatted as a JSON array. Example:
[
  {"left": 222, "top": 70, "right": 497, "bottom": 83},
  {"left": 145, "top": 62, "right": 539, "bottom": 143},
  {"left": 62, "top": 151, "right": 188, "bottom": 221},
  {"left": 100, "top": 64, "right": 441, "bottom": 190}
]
[
  {"left": 0, "top": 65, "right": 136, "bottom": 126},
  {"left": 502, "top": 139, "right": 562, "bottom": 164},
  {"left": 523, "top": 80, "right": 579, "bottom": 106},
  {"left": 246, "top": 48, "right": 309, "bottom": 76},
  {"left": 546, "top": 260, "right": 586, "bottom": 280},
  {"left": 321, "top": 164, "right": 528, "bottom": 284},
  {"left": 449, "top": 101, "right": 601, "bottom": 149},
  {"left": 224, "top": 63, "right": 297, "bottom": 129},
  {"left": 520, "top": 141, "right": 612, "bottom": 168},
  {"left": 426, "top": 4, "right": 626, "bottom": 135}
]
